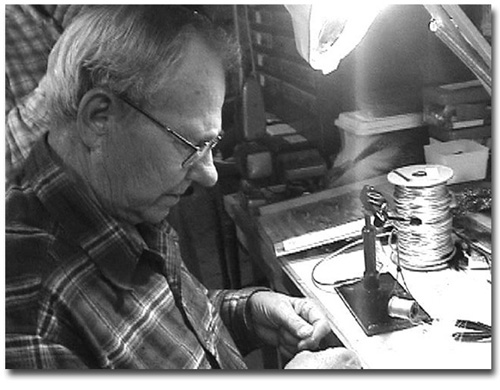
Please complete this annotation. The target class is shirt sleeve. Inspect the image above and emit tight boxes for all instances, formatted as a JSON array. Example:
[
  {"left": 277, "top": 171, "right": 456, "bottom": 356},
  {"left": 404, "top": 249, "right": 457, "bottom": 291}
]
[
  {"left": 5, "top": 85, "right": 51, "bottom": 179},
  {"left": 6, "top": 334, "right": 90, "bottom": 369},
  {"left": 4, "top": 5, "right": 86, "bottom": 177},
  {"left": 208, "top": 287, "right": 272, "bottom": 356}
]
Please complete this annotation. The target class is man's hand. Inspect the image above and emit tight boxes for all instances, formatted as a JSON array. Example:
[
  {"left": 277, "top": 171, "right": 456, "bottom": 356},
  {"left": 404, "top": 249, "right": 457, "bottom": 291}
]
[
  {"left": 284, "top": 348, "right": 363, "bottom": 369},
  {"left": 247, "top": 291, "right": 331, "bottom": 358}
]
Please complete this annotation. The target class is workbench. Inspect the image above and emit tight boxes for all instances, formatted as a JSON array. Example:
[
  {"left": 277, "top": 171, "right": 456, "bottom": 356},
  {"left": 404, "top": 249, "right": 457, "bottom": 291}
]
[{"left": 223, "top": 176, "right": 492, "bottom": 369}]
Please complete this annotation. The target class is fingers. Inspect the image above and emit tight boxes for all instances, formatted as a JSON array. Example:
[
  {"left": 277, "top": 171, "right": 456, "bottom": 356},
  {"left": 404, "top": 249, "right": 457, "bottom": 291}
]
[
  {"left": 291, "top": 298, "right": 330, "bottom": 350},
  {"left": 260, "top": 325, "right": 303, "bottom": 359},
  {"left": 292, "top": 298, "right": 325, "bottom": 327},
  {"left": 278, "top": 301, "right": 314, "bottom": 340},
  {"left": 299, "top": 319, "right": 330, "bottom": 350},
  {"left": 248, "top": 292, "right": 331, "bottom": 355}
]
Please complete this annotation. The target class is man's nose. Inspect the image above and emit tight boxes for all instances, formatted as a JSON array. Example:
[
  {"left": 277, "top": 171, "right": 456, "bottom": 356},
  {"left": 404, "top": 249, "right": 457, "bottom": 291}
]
[{"left": 186, "top": 152, "right": 218, "bottom": 187}]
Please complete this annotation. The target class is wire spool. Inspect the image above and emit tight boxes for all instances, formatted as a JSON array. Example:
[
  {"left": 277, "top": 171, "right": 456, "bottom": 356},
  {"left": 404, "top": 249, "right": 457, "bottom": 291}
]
[
  {"left": 387, "top": 164, "right": 455, "bottom": 271},
  {"left": 387, "top": 296, "right": 419, "bottom": 322}
]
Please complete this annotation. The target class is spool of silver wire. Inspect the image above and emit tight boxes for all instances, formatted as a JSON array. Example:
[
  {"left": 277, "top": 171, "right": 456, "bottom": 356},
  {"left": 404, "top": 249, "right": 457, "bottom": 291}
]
[
  {"left": 387, "top": 296, "right": 419, "bottom": 322},
  {"left": 387, "top": 165, "right": 455, "bottom": 271}
]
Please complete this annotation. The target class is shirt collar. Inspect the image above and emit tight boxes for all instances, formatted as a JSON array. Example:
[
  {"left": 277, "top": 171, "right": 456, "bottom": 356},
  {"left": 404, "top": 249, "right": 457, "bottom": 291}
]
[{"left": 24, "top": 135, "right": 148, "bottom": 290}]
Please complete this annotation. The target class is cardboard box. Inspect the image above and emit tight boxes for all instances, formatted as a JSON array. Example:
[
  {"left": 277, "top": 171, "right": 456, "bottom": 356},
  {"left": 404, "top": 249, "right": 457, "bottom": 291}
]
[
  {"left": 423, "top": 80, "right": 490, "bottom": 106},
  {"left": 424, "top": 139, "right": 489, "bottom": 184}
]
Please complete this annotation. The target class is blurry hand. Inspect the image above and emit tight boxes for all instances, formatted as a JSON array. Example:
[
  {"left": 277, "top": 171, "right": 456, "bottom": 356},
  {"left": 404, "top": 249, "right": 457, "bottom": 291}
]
[
  {"left": 284, "top": 347, "right": 363, "bottom": 369},
  {"left": 248, "top": 291, "right": 330, "bottom": 358}
]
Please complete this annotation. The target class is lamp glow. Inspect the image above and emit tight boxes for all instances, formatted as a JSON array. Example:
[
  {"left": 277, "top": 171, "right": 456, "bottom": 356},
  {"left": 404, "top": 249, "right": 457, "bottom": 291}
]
[{"left": 285, "top": 3, "right": 386, "bottom": 74}]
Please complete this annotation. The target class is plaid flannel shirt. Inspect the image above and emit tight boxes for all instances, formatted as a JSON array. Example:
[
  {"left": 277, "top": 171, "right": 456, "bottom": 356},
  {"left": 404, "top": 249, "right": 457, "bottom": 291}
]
[
  {"left": 5, "top": 5, "right": 83, "bottom": 178},
  {"left": 5, "top": 135, "right": 266, "bottom": 369}
]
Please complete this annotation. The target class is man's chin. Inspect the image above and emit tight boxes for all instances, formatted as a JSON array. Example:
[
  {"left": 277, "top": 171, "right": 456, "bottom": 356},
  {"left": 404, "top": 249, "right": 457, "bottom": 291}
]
[
  {"left": 143, "top": 195, "right": 180, "bottom": 222},
  {"left": 140, "top": 209, "right": 171, "bottom": 225},
  {"left": 118, "top": 194, "right": 181, "bottom": 225}
]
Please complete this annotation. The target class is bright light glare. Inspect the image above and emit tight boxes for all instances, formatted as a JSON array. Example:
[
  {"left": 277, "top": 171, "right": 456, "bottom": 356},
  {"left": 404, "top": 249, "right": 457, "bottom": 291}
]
[{"left": 286, "top": 3, "right": 387, "bottom": 74}]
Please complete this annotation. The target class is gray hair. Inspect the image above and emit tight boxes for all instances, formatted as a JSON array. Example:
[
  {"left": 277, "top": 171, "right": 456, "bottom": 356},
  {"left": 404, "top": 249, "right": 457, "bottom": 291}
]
[{"left": 44, "top": 5, "right": 240, "bottom": 125}]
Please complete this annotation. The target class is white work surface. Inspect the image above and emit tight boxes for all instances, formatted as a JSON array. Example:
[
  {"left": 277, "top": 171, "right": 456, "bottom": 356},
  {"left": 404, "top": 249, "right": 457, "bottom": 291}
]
[{"left": 278, "top": 244, "right": 492, "bottom": 369}]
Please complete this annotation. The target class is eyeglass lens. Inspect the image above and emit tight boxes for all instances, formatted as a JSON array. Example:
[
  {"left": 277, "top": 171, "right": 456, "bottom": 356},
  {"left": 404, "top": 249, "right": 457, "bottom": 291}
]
[{"left": 182, "top": 134, "right": 222, "bottom": 168}]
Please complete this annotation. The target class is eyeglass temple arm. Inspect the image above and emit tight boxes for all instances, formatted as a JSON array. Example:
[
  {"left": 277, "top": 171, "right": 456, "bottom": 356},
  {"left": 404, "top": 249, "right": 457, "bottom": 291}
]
[{"left": 118, "top": 95, "right": 199, "bottom": 150}]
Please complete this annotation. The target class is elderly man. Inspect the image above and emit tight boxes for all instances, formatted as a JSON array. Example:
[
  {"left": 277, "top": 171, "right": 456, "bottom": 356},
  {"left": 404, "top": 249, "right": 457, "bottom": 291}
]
[{"left": 5, "top": 5, "right": 361, "bottom": 369}]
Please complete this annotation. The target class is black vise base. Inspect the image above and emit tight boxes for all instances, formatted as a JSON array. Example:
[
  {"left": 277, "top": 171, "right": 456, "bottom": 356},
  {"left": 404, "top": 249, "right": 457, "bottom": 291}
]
[{"left": 336, "top": 272, "right": 431, "bottom": 336}]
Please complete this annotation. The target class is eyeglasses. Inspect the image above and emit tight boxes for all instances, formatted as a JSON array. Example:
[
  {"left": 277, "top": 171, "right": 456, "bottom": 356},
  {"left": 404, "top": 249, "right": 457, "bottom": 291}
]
[{"left": 119, "top": 96, "right": 223, "bottom": 168}]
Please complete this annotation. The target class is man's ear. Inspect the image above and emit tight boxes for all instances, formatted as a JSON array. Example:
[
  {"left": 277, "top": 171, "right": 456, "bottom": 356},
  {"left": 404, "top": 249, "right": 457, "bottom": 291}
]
[{"left": 76, "top": 88, "right": 122, "bottom": 149}]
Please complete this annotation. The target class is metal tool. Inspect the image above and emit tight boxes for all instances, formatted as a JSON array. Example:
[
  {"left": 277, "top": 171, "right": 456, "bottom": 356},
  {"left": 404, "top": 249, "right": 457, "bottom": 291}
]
[
  {"left": 361, "top": 185, "right": 422, "bottom": 227},
  {"left": 452, "top": 319, "right": 491, "bottom": 342},
  {"left": 335, "top": 185, "right": 431, "bottom": 336}
]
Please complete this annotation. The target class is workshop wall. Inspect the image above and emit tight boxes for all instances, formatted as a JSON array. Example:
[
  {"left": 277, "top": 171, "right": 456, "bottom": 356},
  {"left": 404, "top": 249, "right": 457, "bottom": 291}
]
[{"left": 245, "top": 4, "right": 486, "bottom": 162}]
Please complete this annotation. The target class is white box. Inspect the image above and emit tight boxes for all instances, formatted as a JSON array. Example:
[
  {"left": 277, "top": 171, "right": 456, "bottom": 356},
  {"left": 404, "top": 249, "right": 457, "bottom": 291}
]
[{"left": 424, "top": 139, "right": 489, "bottom": 184}]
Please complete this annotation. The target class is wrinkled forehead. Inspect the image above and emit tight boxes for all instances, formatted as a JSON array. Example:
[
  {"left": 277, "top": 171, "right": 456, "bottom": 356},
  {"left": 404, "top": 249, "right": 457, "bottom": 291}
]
[{"left": 154, "top": 36, "right": 226, "bottom": 114}]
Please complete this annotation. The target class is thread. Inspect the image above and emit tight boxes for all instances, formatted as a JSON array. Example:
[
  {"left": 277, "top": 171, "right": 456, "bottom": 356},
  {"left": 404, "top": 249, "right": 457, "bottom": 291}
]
[
  {"left": 387, "top": 296, "right": 419, "bottom": 322},
  {"left": 388, "top": 165, "right": 455, "bottom": 271}
]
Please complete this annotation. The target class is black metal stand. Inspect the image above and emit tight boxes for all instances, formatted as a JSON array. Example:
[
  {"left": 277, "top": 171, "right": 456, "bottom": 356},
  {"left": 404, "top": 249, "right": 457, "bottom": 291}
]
[
  {"left": 335, "top": 187, "right": 430, "bottom": 336},
  {"left": 336, "top": 272, "right": 430, "bottom": 336}
]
